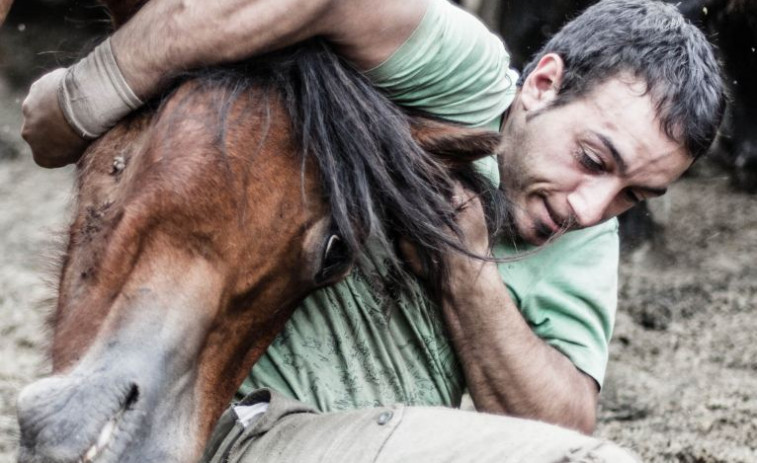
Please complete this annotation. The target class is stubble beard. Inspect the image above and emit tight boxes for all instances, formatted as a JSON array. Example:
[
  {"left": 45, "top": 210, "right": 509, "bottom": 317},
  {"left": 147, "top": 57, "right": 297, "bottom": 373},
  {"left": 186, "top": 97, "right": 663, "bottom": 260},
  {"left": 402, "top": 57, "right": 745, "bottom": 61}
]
[{"left": 497, "top": 128, "right": 536, "bottom": 244}]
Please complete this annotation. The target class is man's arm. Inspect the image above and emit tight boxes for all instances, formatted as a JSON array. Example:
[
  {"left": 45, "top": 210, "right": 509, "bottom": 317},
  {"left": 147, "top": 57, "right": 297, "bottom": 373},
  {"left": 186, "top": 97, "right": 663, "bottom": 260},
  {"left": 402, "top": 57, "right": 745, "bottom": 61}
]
[
  {"left": 22, "top": 0, "right": 429, "bottom": 167},
  {"left": 441, "top": 192, "right": 599, "bottom": 434},
  {"left": 111, "top": 0, "right": 428, "bottom": 98}
]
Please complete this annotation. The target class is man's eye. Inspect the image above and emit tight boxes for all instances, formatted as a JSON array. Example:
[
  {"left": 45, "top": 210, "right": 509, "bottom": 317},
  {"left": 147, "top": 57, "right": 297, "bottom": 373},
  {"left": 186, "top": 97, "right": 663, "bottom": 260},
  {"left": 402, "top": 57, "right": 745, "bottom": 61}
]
[{"left": 578, "top": 149, "right": 604, "bottom": 172}]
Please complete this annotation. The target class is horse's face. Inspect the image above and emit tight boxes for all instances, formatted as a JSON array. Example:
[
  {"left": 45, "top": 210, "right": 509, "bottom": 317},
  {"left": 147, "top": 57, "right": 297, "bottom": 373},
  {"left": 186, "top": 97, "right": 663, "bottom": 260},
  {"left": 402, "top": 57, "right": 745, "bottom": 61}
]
[{"left": 16, "top": 82, "right": 346, "bottom": 463}]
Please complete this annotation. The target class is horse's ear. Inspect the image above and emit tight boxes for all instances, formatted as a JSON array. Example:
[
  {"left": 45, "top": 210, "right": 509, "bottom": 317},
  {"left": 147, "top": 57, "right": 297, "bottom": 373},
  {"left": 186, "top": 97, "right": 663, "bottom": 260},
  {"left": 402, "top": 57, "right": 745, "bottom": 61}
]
[
  {"left": 100, "top": 0, "right": 148, "bottom": 28},
  {"left": 409, "top": 116, "right": 502, "bottom": 164}
]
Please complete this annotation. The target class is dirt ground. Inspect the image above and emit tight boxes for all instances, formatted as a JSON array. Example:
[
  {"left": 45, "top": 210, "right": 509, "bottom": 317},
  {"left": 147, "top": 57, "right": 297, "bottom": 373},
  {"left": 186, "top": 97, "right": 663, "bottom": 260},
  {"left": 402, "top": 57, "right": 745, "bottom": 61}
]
[{"left": 1, "top": 8, "right": 756, "bottom": 463}]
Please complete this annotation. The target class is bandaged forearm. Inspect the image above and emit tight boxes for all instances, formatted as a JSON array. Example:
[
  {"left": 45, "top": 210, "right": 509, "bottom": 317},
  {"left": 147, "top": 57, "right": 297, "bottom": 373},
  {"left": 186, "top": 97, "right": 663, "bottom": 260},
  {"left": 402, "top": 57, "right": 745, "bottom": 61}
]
[{"left": 58, "top": 38, "right": 143, "bottom": 139}]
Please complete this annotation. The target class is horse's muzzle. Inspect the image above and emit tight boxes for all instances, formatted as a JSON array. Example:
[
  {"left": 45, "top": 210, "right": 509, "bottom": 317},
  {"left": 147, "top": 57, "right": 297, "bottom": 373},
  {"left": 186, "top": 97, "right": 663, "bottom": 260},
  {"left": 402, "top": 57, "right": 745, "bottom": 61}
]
[{"left": 17, "top": 373, "right": 142, "bottom": 463}]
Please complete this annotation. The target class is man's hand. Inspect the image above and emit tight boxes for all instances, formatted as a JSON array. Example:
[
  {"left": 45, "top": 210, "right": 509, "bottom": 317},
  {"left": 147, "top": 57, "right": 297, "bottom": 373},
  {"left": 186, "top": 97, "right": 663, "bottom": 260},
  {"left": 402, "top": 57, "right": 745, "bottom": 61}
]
[
  {"left": 443, "top": 184, "right": 491, "bottom": 275},
  {"left": 400, "top": 183, "right": 490, "bottom": 279},
  {"left": 409, "top": 188, "right": 600, "bottom": 433},
  {"left": 21, "top": 68, "right": 89, "bottom": 168}
]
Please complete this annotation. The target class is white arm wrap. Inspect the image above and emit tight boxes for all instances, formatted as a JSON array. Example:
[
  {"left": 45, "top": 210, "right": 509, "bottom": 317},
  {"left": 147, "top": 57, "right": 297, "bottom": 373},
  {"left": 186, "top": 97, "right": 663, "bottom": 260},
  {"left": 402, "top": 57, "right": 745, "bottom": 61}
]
[{"left": 58, "top": 38, "right": 143, "bottom": 139}]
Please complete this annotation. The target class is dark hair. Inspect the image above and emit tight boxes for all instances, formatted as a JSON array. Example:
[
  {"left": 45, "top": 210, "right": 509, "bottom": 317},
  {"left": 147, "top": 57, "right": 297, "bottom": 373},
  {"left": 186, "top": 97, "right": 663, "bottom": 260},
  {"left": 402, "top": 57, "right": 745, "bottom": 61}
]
[
  {"left": 520, "top": 0, "right": 726, "bottom": 159},
  {"left": 170, "top": 40, "right": 507, "bottom": 295}
]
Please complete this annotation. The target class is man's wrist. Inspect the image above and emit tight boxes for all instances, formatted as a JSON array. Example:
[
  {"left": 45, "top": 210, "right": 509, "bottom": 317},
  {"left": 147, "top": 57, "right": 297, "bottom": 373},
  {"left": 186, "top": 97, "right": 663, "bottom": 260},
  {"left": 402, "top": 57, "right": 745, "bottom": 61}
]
[
  {"left": 58, "top": 38, "right": 143, "bottom": 140},
  {"left": 442, "top": 255, "right": 500, "bottom": 304}
]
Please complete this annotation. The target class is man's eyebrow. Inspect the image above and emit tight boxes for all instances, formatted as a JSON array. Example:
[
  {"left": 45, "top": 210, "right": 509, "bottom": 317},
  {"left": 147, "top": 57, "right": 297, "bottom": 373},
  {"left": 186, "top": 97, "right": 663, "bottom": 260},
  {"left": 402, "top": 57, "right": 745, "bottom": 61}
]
[{"left": 594, "top": 131, "right": 626, "bottom": 174}]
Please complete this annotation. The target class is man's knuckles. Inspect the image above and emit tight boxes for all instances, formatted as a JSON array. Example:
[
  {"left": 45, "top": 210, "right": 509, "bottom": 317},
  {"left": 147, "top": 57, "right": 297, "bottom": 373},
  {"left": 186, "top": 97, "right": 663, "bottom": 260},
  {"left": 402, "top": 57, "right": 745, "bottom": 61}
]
[
  {"left": 399, "top": 238, "right": 427, "bottom": 278},
  {"left": 21, "top": 68, "right": 90, "bottom": 168}
]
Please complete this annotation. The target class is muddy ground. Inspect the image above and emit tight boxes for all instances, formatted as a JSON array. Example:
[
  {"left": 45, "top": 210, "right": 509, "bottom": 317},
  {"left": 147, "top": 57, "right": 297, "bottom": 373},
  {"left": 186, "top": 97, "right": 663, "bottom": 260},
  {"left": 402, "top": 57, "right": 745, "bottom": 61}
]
[{"left": 1, "top": 5, "right": 756, "bottom": 463}]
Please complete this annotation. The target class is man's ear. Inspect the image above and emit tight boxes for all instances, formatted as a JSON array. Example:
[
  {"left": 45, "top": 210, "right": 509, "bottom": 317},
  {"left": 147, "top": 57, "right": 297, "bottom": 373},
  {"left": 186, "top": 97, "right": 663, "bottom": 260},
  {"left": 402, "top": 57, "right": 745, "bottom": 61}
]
[{"left": 519, "top": 53, "right": 564, "bottom": 112}]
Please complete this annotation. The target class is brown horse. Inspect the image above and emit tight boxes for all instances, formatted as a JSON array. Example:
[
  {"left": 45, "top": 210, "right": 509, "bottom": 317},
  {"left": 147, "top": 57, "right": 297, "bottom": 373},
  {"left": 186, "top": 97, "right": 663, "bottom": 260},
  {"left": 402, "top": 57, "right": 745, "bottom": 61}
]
[{"left": 15, "top": 2, "right": 506, "bottom": 462}]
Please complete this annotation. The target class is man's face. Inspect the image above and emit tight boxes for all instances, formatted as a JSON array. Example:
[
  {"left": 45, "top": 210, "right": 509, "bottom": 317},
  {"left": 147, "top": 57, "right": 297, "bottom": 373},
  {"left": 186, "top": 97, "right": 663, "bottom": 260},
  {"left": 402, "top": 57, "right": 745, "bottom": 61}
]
[{"left": 499, "top": 60, "right": 692, "bottom": 245}]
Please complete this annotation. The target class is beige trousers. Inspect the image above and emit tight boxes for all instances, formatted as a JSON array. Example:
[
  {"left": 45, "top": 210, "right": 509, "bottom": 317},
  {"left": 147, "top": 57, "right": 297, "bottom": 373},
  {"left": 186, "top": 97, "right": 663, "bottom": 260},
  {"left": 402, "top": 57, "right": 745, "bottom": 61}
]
[{"left": 201, "top": 389, "right": 641, "bottom": 463}]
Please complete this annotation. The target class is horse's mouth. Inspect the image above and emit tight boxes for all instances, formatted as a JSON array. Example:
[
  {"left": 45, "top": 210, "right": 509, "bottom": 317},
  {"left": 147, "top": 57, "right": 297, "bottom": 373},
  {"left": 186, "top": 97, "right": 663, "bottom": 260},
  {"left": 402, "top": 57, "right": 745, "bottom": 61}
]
[{"left": 80, "top": 384, "right": 140, "bottom": 463}]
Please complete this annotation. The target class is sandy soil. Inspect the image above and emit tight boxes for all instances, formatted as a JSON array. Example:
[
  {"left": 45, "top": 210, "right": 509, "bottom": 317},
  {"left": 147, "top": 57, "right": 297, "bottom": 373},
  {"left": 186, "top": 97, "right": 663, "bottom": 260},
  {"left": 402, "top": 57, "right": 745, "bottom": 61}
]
[
  {"left": 0, "top": 88, "right": 75, "bottom": 463},
  {"left": 1, "top": 8, "right": 756, "bottom": 463},
  {"left": 597, "top": 165, "right": 757, "bottom": 462}
]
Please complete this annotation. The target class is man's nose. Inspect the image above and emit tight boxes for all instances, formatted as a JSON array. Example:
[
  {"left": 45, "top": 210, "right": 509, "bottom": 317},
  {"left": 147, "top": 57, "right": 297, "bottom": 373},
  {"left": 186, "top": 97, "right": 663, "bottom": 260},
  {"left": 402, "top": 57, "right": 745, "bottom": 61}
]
[{"left": 567, "top": 182, "right": 616, "bottom": 228}]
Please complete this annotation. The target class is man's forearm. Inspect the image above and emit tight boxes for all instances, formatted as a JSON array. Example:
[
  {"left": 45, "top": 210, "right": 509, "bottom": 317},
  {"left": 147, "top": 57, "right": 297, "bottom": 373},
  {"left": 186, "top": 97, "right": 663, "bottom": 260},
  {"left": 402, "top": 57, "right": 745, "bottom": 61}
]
[
  {"left": 110, "top": 0, "right": 428, "bottom": 99},
  {"left": 442, "top": 259, "right": 599, "bottom": 434},
  {"left": 23, "top": 0, "right": 427, "bottom": 167},
  {"left": 110, "top": 0, "right": 334, "bottom": 98}
]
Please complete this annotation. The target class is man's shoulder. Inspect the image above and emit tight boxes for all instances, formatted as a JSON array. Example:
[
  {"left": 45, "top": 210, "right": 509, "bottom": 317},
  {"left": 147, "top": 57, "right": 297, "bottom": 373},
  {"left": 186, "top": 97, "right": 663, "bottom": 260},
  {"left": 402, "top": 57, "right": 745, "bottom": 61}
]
[
  {"left": 496, "top": 220, "right": 619, "bottom": 388},
  {"left": 551, "top": 218, "right": 619, "bottom": 252},
  {"left": 364, "top": 0, "right": 519, "bottom": 129},
  {"left": 496, "top": 219, "right": 619, "bottom": 267},
  {"left": 493, "top": 219, "right": 619, "bottom": 301}
]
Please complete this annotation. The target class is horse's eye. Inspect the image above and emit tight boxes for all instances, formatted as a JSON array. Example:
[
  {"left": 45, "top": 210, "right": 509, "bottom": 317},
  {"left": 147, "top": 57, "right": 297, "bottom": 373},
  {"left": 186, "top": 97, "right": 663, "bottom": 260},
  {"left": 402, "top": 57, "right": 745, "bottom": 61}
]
[{"left": 315, "top": 234, "right": 352, "bottom": 285}]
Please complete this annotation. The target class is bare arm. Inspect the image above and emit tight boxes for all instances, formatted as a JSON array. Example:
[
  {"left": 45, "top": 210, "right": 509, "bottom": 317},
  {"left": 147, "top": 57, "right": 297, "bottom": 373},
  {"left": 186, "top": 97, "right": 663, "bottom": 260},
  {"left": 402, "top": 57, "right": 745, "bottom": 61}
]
[
  {"left": 112, "top": 0, "right": 428, "bottom": 98},
  {"left": 22, "top": 0, "right": 428, "bottom": 167},
  {"left": 440, "top": 192, "right": 599, "bottom": 434}
]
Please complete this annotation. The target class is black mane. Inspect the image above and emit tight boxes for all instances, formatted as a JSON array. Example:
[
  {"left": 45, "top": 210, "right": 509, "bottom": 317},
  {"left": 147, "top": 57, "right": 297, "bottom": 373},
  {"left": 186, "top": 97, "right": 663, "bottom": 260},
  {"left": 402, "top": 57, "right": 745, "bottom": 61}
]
[{"left": 168, "top": 39, "right": 508, "bottom": 294}]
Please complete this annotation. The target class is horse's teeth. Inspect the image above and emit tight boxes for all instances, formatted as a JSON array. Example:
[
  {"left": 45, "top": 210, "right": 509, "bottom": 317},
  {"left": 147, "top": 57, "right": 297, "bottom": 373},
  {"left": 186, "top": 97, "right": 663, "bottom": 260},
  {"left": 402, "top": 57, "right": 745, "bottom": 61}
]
[
  {"left": 81, "top": 413, "right": 119, "bottom": 463},
  {"left": 83, "top": 443, "right": 99, "bottom": 462},
  {"left": 97, "top": 417, "right": 117, "bottom": 449}
]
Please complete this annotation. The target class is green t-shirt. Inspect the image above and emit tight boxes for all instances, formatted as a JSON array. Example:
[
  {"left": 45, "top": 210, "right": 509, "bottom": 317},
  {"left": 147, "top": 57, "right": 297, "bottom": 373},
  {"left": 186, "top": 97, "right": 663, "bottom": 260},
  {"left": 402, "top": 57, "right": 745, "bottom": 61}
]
[
  {"left": 364, "top": 0, "right": 519, "bottom": 185},
  {"left": 239, "top": 0, "right": 619, "bottom": 411}
]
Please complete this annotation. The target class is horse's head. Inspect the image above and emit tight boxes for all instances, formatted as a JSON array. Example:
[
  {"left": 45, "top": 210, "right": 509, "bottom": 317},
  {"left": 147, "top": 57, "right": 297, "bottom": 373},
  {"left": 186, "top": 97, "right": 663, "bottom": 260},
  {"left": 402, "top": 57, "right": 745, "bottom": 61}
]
[
  {"left": 15, "top": 18, "right": 504, "bottom": 463},
  {"left": 16, "top": 72, "right": 355, "bottom": 461}
]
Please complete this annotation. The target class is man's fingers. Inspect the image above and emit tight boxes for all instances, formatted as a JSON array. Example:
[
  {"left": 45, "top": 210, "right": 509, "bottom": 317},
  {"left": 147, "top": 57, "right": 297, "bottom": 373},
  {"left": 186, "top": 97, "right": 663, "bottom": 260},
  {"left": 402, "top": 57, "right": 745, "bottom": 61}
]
[
  {"left": 450, "top": 183, "right": 484, "bottom": 221},
  {"left": 399, "top": 237, "right": 427, "bottom": 278},
  {"left": 446, "top": 182, "right": 489, "bottom": 257}
]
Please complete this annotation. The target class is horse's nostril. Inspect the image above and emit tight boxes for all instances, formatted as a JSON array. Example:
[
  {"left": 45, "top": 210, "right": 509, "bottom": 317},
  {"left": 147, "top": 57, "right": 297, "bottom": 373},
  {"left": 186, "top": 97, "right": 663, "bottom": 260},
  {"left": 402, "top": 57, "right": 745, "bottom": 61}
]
[{"left": 125, "top": 383, "right": 139, "bottom": 410}]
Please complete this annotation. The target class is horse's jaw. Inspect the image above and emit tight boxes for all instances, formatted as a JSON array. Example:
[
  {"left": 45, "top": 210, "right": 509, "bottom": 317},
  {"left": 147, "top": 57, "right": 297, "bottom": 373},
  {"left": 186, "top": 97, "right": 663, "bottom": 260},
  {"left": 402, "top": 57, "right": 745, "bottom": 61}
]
[
  {"left": 17, "top": 256, "right": 226, "bottom": 463},
  {"left": 16, "top": 339, "right": 204, "bottom": 463},
  {"left": 15, "top": 246, "right": 322, "bottom": 463},
  {"left": 17, "top": 363, "right": 200, "bottom": 463}
]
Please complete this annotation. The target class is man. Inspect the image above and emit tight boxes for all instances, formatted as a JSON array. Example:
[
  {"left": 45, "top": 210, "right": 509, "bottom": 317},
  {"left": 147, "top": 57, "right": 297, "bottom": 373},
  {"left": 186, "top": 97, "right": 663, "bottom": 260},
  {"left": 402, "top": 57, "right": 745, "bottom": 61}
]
[{"left": 21, "top": 0, "right": 724, "bottom": 461}]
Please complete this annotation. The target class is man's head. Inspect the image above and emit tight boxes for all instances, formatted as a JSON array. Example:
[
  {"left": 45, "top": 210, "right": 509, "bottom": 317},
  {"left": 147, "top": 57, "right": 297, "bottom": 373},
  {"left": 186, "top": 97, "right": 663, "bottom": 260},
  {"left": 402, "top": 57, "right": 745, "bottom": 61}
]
[{"left": 500, "top": 0, "right": 726, "bottom": 245}]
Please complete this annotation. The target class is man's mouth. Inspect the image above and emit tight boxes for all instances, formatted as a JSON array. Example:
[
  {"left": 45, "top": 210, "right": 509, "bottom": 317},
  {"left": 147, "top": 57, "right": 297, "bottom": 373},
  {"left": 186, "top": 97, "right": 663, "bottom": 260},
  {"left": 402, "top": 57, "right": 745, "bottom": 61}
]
[
  {"left": 532, "top": 220, "right": 555, "bottom": 243},
  {"left": 530, "top": 198, "right": 574, "bottom": 244},
  {"left": 542, "top": 199, "right": 566, "bottom": 233}
]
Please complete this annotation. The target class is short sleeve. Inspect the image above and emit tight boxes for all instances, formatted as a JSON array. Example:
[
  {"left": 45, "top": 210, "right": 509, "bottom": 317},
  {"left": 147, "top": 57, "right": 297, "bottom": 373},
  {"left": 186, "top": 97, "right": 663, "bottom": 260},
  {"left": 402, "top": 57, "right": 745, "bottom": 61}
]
[
  {"left": 362, "top": 0, "right": 519, "bottom": 186},
  {"left": 363, "top": 0, "right": 519, "bottom": 131},
  {"left": 495, "top": 220, "right": 619, "bottom": 388}
]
